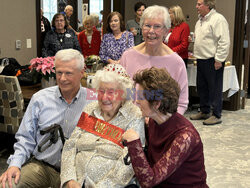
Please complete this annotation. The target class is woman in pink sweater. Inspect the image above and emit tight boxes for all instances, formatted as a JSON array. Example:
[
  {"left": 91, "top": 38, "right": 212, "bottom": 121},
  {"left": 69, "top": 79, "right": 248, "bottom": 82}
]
[{"left": 120, "top": 5, "right": 188, "bottom": 114}]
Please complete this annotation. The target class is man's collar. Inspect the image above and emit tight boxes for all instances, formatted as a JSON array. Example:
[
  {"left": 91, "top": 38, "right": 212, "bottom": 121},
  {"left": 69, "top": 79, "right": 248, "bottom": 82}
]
[
  {"left": 57, "top": 85, "right": 83, "bottom": 103},
  {"left": 199, "top": 9, "right": 216, "bottom": 21}
]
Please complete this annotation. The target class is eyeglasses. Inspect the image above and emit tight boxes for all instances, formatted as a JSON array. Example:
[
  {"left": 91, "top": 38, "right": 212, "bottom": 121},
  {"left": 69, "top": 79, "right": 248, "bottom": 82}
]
[
  {"left": 143, "top": 24, "right": 165, "bottom": 32},
  {"left": 55, "top": 19, "right": 65, "bottom": 23}
]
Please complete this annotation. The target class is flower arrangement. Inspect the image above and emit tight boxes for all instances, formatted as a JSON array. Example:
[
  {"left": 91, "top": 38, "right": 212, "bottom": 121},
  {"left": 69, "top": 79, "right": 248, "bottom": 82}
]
[
  {"left": 85, "top": 55, "right": 101, "bottom": 66},
  {"left": 85, "top": 55, "right": 103, "bottom": 73},
  {"left": 30, "top": 56, "right": 56, "bottom": 81}
]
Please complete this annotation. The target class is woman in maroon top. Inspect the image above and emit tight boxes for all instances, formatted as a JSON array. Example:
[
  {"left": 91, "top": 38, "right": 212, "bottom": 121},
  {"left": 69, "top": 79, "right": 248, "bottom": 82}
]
[
  {"left": 164, "top": 5, "right": 190, "bottom": 66},
  {"left": 78, "top": 15, "right": 101, "bottom": 58},
  {"left": 122, "top": 67, "right": 208, "bottom": 188}
]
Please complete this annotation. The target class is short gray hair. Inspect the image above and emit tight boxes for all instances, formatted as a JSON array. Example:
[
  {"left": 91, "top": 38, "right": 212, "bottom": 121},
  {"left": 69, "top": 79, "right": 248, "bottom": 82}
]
[
  {"left": 83, "top": 15, "right": 94, "bottom": 25},
  {"left": 55, "top": 49, "right": 85, "bottom": 70},
  {"left": 90, "top": 13, "right": 99, "bottom": 25},
  {"left": 140, "top": 5, "right": 171, "bottom": 30},
  {"left": 204, "top": 0, "right": 216, "bottom": 10},
  {"left": 92, "top": 66, "right": 133, "bottom": 100}
]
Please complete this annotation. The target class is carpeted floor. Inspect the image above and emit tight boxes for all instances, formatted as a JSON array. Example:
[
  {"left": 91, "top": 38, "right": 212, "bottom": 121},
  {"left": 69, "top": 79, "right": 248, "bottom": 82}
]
[
  {"left": 1, "top": 100, "right": 250, "bottom": 187},
  {"left": 185, "top": 99, "right": 250, "bottom": 187}
]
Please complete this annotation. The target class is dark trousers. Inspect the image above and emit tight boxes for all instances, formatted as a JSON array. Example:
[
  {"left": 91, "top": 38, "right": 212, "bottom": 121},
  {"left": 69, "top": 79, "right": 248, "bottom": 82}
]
[{"left": 197, "top": 58, "right": 224, "bottom": 118}]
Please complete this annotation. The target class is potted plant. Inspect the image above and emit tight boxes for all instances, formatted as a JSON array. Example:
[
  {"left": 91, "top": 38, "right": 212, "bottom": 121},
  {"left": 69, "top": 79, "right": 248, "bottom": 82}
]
[{"left": 30, "top": 56, "right": 56, "bottom": 88}]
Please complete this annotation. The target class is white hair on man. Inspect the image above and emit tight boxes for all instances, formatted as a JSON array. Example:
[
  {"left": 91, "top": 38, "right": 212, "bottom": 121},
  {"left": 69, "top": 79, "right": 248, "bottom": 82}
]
[{"left": 55, "top": 49, "right": 85, "bottom": 70}]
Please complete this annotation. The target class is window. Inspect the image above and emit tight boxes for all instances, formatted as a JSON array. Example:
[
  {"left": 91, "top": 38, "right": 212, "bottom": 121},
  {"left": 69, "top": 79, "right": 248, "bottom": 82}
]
[
  {"left": 42, "top": 0, "right": 57, "bottom": 22},
  {"left": 89, "top": 0, "right": 103, "bottom": 21}
]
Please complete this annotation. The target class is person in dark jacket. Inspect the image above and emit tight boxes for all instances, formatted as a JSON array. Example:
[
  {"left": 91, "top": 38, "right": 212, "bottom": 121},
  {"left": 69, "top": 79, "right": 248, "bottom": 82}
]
[
  {"left": 40, "top": 8, "right": 51, "bottom": 49},
  {"left": 42, "top": 13, "right": 81, "bottom": 57}
]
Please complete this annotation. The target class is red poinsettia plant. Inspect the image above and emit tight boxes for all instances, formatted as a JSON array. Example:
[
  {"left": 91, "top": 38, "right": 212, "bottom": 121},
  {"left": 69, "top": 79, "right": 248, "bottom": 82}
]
[{"left": 30, "top": 56, "right": 56, "bottom": 81}]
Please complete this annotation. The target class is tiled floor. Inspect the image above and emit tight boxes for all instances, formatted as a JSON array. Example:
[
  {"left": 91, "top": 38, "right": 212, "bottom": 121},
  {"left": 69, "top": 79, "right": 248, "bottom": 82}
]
[{"left": 0, "top": 99, "right": 250, "bottom": 187}]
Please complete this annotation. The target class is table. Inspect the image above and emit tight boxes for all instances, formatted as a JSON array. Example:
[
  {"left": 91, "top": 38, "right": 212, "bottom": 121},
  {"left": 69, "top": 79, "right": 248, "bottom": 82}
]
[
  {"left": 187, "top": 64, "right": 240, "bottom": 97},
  {"left": 21, "top": 83, "right": 41, "bottom": 100}
]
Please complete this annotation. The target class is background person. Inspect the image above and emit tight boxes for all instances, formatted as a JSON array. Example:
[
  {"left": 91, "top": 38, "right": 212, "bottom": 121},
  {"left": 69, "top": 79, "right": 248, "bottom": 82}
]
[
  {"left": 120, "top": 5, "right": 188, "bottom": 115},
  {"left": 126, "top": 2, "right": 146, "bottom": 45},
  {"left": 0, "top": 49, "right": 89, "bottom": 188},
  {"left": 122, "top": 67, "right": 208, "bottom": 187},
  {"left": 63, "top": 5, "right": 79, "bottom": 35},
  {"left": 164, "top": 5, "right": 190, "bottom": 67},
  {"left": 99, "top": 12, "right": 134, "bottom": 64},
  {"left": 78, "top": 15, "right": 101, "bottom": 58},
  {"left": 40, "top": 8, "right": 51, "bottom": 49},
  {"left": 91, "top": 13, "right": 102, "bottom": 32},
  {"left": 42, "top": 13, "right": 81, "bottom": 57},
  {"left": 190, "top": 0, "right": 230, "bottom": 125},
  {"left": 60, "top": 64, "right": 145, "bottom": 188}
]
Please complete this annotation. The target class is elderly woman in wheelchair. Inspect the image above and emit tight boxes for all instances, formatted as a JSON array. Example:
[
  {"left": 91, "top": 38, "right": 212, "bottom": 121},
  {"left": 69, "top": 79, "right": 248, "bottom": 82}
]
[{"left": 60, "top": 64, "right": 145, "bottom": 188}]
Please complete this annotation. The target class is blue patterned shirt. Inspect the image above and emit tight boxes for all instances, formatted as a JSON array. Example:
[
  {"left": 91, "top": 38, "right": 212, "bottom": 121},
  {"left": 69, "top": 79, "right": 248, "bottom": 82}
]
[
  {"left": 99, "top": 31, "right": 134, "bottom": 63},
  {"left": 7, "top": 86, "right": 90, "bottom": 169}
]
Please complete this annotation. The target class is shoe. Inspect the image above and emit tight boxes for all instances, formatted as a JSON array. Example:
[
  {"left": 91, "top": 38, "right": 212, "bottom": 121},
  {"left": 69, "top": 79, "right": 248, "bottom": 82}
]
[
  {"left": 203, "top": 116, "right": 222, "bottom": 125},
  {"left": 190, "top": 112, "right": 210, "bottom": 120}
]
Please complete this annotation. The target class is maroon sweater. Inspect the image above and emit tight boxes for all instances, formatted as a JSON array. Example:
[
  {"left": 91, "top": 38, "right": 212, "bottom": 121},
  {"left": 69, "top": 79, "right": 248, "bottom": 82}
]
[{"left": 127, "top": 113, "right": 208, "bottom": 188}]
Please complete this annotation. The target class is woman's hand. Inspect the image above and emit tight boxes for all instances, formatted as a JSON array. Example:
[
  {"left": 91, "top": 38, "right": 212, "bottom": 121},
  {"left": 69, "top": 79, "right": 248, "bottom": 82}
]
[
  {"left": 65, "top": 180, "right": 81, "bottom": 188},
  {"left": 130, "top": 27, "right": 137, "bottom": 36},
  {"left": 108, "top": 59, "right": 120, "bottom": 64},
  {"left": 122, "top": 129, "right": 139, "bottom": 143}
]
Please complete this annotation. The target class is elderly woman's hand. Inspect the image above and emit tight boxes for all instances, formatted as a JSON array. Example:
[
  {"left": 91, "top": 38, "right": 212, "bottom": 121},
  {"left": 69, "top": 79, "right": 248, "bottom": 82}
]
[
  {"left": 65, "top": 180, "right": 81, "bottom": 188},
  {"left": 122, "top": 129, "right": 140, "bottom": 143}
]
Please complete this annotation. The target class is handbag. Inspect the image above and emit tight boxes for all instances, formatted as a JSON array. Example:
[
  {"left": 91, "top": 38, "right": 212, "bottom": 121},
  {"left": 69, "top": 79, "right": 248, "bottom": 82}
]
[
  {"left": 16, "top": 65, "right": 41, "bottom": 86},
  {"left": 0, "top": 57, "right": 21, "bottom": 76}
]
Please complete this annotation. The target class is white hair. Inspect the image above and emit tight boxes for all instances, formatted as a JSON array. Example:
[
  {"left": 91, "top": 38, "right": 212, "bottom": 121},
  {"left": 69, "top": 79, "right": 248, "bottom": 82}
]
[
  {"left": 90, "top": 13, "right": 99, "bottom": 25},
  {"left": 64, "top": 5, "right": 73, "bottom": 11},
  {"left": 140, "top": 5, "right": 171, "bottom": 30},
  {"left": 83, "top": 15, "right": 94, "bottom": 25},
  {"left": 92, "top": 69, "right": 133, "bottom": 100},
  {"left": 55, "top": 49, "right": 85, "bottom": 70}
]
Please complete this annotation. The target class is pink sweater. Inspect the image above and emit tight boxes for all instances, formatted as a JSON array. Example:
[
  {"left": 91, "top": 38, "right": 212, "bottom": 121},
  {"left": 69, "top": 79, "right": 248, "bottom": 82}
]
[{"left": 120, "top": 48, "right": 188, "bottom": 114}]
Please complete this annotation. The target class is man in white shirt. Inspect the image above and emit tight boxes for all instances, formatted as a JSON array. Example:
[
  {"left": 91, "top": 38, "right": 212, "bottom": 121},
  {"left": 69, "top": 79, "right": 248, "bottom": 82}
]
[{"left": 190, "top": 0, "right": 230, "bottom": 125}]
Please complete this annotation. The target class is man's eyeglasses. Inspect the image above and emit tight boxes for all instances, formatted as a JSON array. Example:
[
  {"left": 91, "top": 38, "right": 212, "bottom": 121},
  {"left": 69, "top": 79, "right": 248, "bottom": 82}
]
[{"left": 143, "top": 24, "right": 165, "bottom": 32}]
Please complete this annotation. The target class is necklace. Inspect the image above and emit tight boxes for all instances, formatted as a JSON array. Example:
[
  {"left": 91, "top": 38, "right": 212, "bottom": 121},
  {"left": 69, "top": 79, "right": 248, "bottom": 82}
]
[{"left": 57, "top": 32, "right": 65, "bottom": 45}]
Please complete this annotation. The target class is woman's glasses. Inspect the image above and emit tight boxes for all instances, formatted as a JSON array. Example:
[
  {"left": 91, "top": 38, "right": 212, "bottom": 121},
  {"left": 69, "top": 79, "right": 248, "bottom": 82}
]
[{"left": 142, "top": 24, "right": 165, "bottom": 32}]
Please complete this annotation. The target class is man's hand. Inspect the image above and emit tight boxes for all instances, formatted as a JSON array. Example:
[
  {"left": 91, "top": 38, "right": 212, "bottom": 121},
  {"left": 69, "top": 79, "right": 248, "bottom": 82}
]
[
  {"left": 0, "top": 166, "right": 20, "bottom": 188},
  {"left": 65, "top": 180, "right": 81, "bottom": 188},
  {"left": 214, "top": 61, "right": 222, "bottom": 70},
  {"left": 122, "top": 129, "right": 139, "bottom": 143}
]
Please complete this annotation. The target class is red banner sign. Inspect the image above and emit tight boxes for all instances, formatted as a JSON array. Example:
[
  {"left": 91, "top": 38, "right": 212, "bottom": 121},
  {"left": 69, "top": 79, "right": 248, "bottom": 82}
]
[{"left": 77, "top": 112, "right": 125, "bottom": 148}]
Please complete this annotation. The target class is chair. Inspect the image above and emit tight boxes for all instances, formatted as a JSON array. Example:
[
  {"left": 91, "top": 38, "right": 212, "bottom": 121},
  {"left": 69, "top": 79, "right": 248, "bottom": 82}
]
[{"left": 0, "top": 75, "right": 24, "bottom": 134}]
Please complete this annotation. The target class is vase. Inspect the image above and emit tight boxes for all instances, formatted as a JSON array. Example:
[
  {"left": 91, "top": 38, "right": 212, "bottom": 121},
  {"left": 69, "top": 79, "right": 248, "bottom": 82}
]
[{"left": 41, "top": 77, "right": 56, "bottom": 88}]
